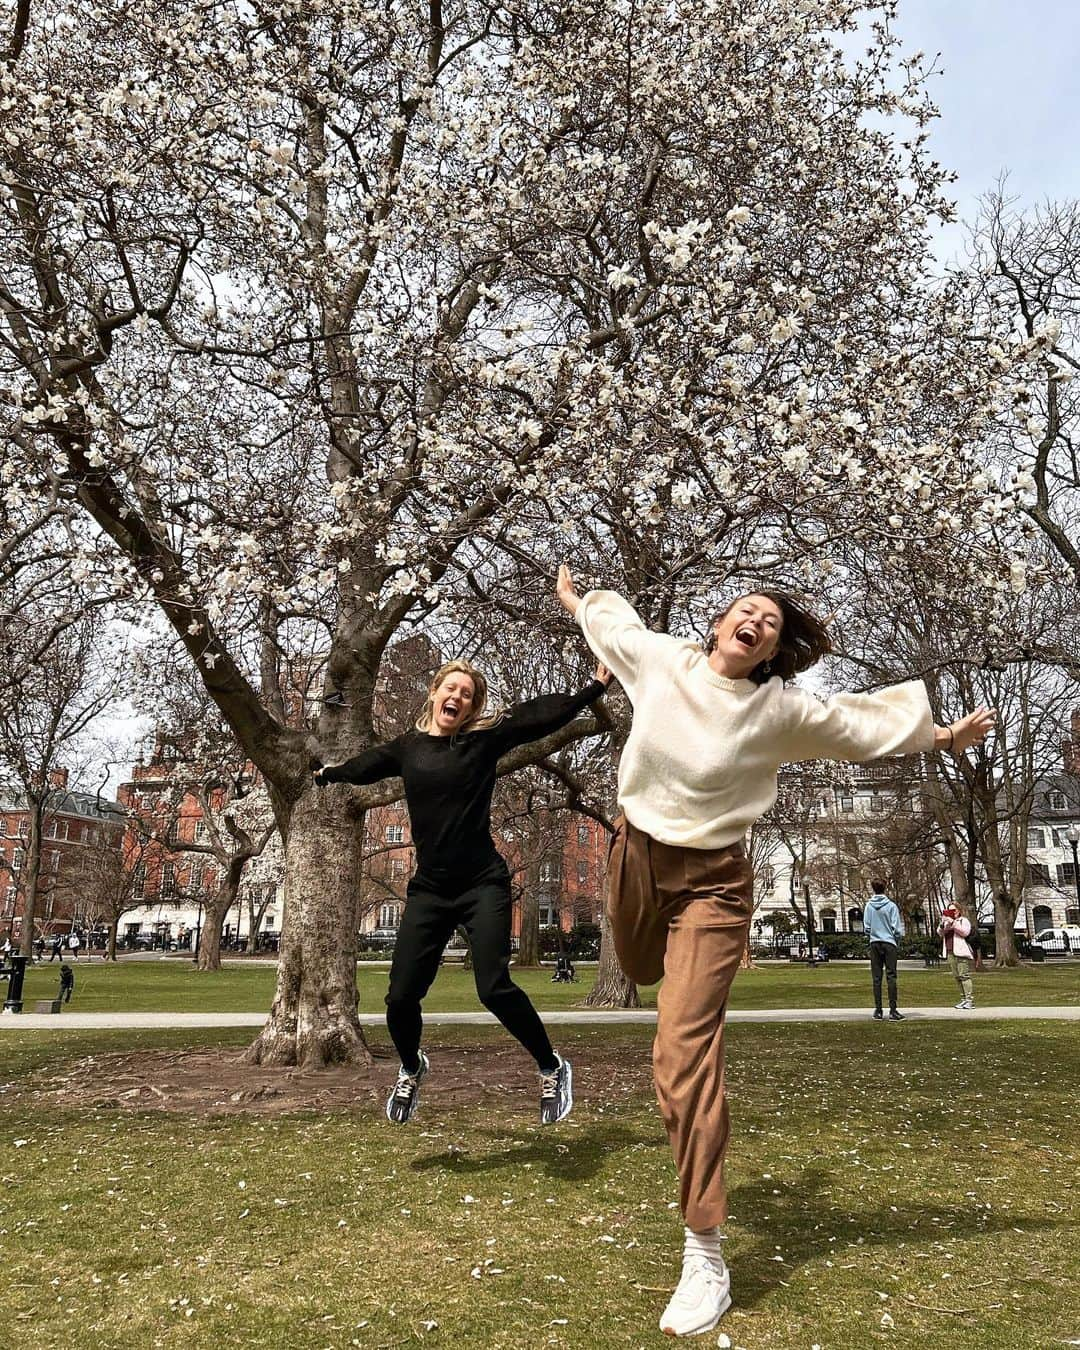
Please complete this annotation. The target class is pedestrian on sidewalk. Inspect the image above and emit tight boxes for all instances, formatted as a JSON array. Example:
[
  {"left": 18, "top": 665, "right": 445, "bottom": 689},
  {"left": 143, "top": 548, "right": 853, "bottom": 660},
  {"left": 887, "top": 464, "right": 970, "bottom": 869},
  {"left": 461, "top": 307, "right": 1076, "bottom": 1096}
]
[
  {"left": 557, "top": 564, "right": 996, "bottom": 1339},
  {"left": 939, "top": 906, "right": 975, "bottom": 1008},
  {"left": 312, "top": 656, "right": 610, "bottom": 1128},
  {"left": 865, "top": 881, "right": 905, "bottom": 1021},
  {"left": 68, "top": 931, "right": 81, "bottom": 961},
  {"left": 49, "top": 934, "right": 62, "bottom": 962}
]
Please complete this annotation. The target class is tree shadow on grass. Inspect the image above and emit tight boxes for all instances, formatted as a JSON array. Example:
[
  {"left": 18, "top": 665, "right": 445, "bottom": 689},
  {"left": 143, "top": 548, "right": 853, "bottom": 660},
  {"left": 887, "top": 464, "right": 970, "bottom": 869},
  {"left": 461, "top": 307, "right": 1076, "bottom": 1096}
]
[
  {"left": 727, "top": 1163, "right": 1068, "bottom": 1307},
  {"left": 410, "top": 1124, "right": 658, "bottom": 1183}
]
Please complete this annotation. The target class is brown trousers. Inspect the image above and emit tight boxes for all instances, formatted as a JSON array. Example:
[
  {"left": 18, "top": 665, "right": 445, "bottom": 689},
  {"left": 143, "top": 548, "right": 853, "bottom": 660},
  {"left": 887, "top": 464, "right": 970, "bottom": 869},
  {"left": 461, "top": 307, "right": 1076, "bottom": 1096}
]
[{"left": 607, "top": 815, "right": 754, "bottom": 1230}]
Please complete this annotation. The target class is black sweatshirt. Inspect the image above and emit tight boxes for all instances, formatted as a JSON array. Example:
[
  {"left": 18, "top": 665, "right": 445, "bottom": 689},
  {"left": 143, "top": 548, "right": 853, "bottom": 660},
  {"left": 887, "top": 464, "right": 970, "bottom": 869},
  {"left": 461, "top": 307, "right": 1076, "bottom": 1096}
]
[{"left": 316, "top": 682, "right": 605, "bottom": 885}]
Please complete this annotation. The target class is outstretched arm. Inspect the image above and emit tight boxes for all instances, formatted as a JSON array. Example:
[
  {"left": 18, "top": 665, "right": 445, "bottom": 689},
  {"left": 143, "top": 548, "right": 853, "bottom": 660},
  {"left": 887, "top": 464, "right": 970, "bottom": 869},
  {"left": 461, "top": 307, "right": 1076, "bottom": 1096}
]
[
  {"left": 783, "top": 683, "right": 996, "bottom": 765},
  {"left": 557, "top": 564, "right": 666, "bottom": 694},
  {"left": 488, "top": 664, "right": 612, "bottom": 754},
  {"left": 311, "top": 736, "right": 405, "bottom": 787}
]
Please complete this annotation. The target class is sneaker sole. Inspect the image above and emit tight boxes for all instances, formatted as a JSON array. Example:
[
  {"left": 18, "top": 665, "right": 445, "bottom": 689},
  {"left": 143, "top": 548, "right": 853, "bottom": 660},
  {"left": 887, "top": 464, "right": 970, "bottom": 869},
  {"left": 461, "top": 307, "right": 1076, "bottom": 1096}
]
[{"left": 660, "top": 1289, "right": 732, "bottom": 1337}]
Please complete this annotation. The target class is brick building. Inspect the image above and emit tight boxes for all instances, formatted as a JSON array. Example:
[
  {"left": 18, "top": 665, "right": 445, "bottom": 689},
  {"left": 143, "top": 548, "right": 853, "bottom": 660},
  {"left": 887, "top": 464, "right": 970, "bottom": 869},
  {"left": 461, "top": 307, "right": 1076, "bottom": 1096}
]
[{"left": 0, "top": 769, "right": 125, "bottom": 940}]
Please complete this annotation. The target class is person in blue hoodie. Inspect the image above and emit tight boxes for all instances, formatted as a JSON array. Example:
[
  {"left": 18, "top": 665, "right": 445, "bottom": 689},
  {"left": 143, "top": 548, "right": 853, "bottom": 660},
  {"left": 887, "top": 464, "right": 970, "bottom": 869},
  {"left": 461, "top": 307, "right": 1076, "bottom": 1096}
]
[{"left": 865, "top": 880, "right": 905, "bottom": 1021}]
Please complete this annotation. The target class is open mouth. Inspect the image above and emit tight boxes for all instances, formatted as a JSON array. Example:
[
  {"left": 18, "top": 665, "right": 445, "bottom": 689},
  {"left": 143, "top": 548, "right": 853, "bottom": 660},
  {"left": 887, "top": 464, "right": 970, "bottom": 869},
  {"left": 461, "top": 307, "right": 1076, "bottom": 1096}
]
[
  {"left": 441, "top": 700, "right": 460, "bottom": 720},
  {"left": 734, "top": 626, "right": 758, "bottom": 650}
]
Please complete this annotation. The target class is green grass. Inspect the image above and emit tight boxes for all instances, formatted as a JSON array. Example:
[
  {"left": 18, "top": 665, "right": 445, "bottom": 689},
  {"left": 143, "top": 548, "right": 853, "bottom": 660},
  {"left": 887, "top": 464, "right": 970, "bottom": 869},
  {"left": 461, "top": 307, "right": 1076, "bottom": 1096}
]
[
  {"left": 15, "top": 954, "right": 1080, "bottom": 1014},
  {"left": 1, "top": 1021, "right": 1077, "bottom": 1348}
]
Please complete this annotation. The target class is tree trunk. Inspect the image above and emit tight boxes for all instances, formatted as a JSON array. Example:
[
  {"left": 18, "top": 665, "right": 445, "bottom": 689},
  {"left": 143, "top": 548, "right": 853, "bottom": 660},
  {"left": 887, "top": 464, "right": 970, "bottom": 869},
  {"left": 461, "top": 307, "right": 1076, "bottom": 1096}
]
[
  {"left": 197, "top": 855, "right": 246, "bottom": 971},
  {"left": 107, "top": 919, "right": 118, "bottom": 962},
  {"left": 583, "top": 890, "right": 640, "bottom": 1009},
  {"left": 739, "top": 933, "right": 755, "bottom": 970},
  {"left": 993, "top": 896, "right": 1021, "bottom": 968},
  {"left": 244, "top": 791, "right": 371, "bottom": 1067},
  {"left": 517, "top": 857, "right": 542, "bottom": 968},
  {"left": 17, "top": 800, "right": 44, "bottom": 958}
]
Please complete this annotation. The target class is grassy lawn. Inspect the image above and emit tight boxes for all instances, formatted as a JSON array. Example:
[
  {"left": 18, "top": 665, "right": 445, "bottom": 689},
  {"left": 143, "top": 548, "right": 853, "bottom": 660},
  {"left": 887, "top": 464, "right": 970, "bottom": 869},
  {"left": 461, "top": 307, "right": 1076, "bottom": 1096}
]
[
  {"left": 1, "top": 1021, "right": 1077, "bottom": 1348},
  {"left": 14, "top": 954, "right": 1080, "bottom": 1015}
]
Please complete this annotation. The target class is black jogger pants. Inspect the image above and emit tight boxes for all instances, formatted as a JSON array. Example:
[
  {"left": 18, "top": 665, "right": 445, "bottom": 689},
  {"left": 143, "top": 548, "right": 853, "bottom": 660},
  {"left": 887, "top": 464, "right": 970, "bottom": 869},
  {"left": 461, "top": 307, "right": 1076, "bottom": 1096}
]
[
  {"left": 385, "top": 860, "right": 557, "bottom": 1074},
  {"left": 869, "top": 940, "right": 899, "bottom": 1013}
]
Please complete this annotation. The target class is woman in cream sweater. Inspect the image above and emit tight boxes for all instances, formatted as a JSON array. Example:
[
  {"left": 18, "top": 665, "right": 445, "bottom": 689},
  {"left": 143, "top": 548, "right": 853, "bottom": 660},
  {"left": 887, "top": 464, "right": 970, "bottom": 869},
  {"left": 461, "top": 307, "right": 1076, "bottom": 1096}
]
[{"left": 556, "top": 566, "right": 994, "bottom": 1338}]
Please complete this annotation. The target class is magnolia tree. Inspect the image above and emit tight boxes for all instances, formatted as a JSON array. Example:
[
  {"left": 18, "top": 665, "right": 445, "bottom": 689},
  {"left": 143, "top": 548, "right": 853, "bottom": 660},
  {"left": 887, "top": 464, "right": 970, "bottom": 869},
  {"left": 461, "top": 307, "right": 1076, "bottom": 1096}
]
[
  {"left": 972, "top": 194, "right": 1080, "bottom": 608},
  {"left": 2, "top": 0, "right": 1029, "bottom": 1064}
]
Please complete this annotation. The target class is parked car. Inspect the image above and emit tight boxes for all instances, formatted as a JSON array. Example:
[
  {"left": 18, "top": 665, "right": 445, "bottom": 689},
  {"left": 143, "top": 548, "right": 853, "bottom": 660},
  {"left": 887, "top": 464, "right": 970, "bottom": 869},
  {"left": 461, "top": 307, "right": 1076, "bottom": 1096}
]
[
  {"left": 1033, "top": 926, "right": 1080, "bottom": 952},
  {"left": 361, "top": 927, "right": 399, "bottom": 952}
]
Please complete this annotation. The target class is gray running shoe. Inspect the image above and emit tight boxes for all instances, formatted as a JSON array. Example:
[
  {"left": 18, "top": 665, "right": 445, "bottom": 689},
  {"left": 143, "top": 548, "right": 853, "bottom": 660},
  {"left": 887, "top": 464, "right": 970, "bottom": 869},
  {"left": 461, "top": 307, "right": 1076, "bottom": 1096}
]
[
  {"left": 539, "top": 1054, "right": 573, "bottom": 1125},
  {"left": 386, "top": 1051, "right": 429, "bottom": 1124}
]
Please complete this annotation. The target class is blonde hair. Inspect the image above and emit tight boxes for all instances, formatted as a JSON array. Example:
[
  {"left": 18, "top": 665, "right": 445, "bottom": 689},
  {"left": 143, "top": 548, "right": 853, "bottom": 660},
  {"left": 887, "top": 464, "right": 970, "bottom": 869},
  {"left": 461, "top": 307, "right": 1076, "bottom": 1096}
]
[{"left": 414, "top": 659, "right": 505, "bottom": 736}]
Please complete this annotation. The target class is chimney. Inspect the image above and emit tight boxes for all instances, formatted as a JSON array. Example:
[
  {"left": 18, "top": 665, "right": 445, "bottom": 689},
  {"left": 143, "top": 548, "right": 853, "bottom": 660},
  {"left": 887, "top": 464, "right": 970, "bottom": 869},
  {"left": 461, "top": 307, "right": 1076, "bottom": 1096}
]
[{"left": 48, "top": 767, "right": 69, "bottom": 790}]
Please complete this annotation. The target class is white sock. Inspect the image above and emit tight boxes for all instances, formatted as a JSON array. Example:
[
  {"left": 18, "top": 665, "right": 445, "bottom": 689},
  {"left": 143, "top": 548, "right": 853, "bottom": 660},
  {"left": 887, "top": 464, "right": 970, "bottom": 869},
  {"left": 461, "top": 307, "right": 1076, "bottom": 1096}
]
[{"left": 684, "top": 1225, "right": 725, "bottom": 1265}]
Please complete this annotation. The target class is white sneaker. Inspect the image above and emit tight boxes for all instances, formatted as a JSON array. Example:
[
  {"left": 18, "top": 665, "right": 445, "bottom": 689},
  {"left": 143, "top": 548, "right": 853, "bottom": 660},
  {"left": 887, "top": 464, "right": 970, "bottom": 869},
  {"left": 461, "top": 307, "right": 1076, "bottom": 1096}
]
[
  {"left": 954, "top": 999, "right": 968, "bottom": 1009},
  {"left": 960, "top": 998, "right": 975, "bottom": 1010},
  {"left": 659, "top": 1253, "right": 731, "bottom": 1337}
]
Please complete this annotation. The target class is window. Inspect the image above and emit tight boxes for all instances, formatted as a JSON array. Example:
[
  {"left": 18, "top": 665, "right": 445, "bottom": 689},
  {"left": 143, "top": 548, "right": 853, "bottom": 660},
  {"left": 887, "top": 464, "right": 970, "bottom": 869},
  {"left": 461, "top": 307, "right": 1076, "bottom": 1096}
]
[
  {"left": 1032, "top": 904, "right": 1053, "bottom": 931},
  {"left": 843, "top": 835, "right": 859, "bottom": 856},
  {"left": 49, "top": 851, "right": 60, "bottom": 872},
  {"left": 539, "top": 858, "right": 559, "bottom": 882},
  {"left": 385, "top": 824, "right": 404, "bottom": 844},
  {"left": 759, "top": 865, "right": 775, "bottom": 892},
  {"left": 0, "top": 818, "right": 6, "bottom": 836},
  {"left": 1061, "top": 863, "right": 1077, "bottom": 887},
  {"left": 378, "top": 904, "right": 400, "bottom": 929},
  {"left": 820, "top": 908, "right": 837, "bottom": 934},
  {"left": 1066, "top": 908, "right": 1080, "bottom": 926},
  {"left": 12, "top": 848, "right": 23, "bottom": 872},
  {"left": 848, "top": 907, "right": 864, "bottom": 934},
  {"left": 1048, "top": 791, "right": 1067, "bottom": 811},
  {"left": 870, "top": 793, "right": 886, "bottom": 813},
  {"left": 1028, "top": 864, "right": 1051, "bottom": 887},
  {"left": 840, "top": 796, "right": 854, "bottom": 813},
  {"left": 577, "top": 860, "right": 588, "bottom": 885},
  {"left": 132, "top": 863, "right": 146, "bottom": 898},
  {"left": 390, "top": 859, "right": 406, "bottom": 880},
  {"left": 161, "top": 862, "right": 175, "bottom": 896},
  {"left": 539, "top": 905, "right": 556, "bottom": 928},
  {"left": 1027, "top": 828, "right": 1046, "bottom": 850},
  {"left": 577, "top": 824, "right": 589, "bottom": 845},
  {"left": 194, "top": 819, "right": 208, "bottom": 843}
]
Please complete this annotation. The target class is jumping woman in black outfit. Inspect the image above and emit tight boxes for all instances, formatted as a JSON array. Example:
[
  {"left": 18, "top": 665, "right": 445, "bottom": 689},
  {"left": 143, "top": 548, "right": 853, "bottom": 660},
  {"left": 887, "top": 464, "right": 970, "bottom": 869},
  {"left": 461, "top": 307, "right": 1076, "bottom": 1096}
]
[{"left": 312, "top": 658, "right": 611, "bottom": 1125}]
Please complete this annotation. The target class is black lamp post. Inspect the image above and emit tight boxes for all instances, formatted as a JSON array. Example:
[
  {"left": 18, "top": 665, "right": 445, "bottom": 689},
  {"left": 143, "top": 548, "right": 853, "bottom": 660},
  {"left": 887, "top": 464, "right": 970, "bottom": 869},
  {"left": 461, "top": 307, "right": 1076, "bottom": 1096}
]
[{"left": 192, "top": 897, "right": 203, "bottom": 965}]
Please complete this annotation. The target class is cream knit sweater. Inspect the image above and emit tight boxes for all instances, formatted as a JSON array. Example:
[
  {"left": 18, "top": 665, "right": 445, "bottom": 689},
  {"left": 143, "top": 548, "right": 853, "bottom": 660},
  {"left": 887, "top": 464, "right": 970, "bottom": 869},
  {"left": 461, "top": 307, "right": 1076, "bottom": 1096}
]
[{"left": 577, "top": 590, "right": 935, "bottom": 849}]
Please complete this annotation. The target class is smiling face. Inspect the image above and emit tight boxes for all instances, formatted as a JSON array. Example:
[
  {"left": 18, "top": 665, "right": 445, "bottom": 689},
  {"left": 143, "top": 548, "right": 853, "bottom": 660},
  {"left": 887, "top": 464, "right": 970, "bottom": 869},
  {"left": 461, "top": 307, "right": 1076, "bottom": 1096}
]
[
  {"left": 710, "top": 593, "right": 783, "bottom": 679},
  {"left": 429, "top": 670, "right": 477, "bottom": 736}
]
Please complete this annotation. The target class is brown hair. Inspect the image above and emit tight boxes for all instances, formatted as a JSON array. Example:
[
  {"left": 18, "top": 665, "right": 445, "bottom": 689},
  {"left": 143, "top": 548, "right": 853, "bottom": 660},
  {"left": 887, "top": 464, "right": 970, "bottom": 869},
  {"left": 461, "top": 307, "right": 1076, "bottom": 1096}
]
[
  {"left": 705, "top": 590, "right": 832, "bottom": 685},
  {"left": 414, "top": 659, "right": 505, "bottom": 735}
]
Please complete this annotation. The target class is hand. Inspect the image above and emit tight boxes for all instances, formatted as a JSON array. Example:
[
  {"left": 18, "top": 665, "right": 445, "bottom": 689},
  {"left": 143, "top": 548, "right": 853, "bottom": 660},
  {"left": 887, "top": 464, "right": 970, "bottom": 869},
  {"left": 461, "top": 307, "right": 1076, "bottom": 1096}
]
[
  {"left": 556, "top": 563, "right": 580, "bottom": 616},
  {"left": 950, "top": 706, "right": 997, "bottom": 754},
  {"left": 308, "top": 751, "right": 327, "bottom": 786},
  {"left": 595, "top": 663, "right": 613, "bottom": 687}
]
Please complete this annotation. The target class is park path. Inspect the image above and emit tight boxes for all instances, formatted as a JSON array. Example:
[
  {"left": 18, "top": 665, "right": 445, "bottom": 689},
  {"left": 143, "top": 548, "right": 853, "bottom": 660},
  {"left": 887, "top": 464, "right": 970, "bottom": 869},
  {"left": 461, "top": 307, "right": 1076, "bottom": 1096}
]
[{"left": 2, "top": 1006, "right": 1078, "bottom": 1030}]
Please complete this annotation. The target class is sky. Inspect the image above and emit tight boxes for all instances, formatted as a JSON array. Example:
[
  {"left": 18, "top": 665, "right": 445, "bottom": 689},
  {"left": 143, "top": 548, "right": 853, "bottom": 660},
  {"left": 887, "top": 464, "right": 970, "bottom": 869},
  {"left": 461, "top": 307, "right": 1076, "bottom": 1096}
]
[{"left": 890, "top": 0, "right": 1080, "bottom": 263}]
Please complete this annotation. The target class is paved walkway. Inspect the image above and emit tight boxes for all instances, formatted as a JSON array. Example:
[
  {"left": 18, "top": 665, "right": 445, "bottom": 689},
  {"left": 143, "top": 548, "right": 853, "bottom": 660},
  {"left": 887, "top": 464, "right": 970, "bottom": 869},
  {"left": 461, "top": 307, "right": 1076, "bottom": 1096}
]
[{"left": 2, "top": 1006, "right": 1077, "bottom": 1030}]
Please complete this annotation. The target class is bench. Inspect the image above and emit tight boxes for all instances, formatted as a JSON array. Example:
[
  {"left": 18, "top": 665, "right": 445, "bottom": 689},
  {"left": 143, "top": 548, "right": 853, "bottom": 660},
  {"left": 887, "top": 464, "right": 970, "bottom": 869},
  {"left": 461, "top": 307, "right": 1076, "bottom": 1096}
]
[
  {"left": 34, "top": 999, "right": 62, "bottom": 1014},
  {"left": 441, "top": 950, "right": 470, "bottom": 966}
]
